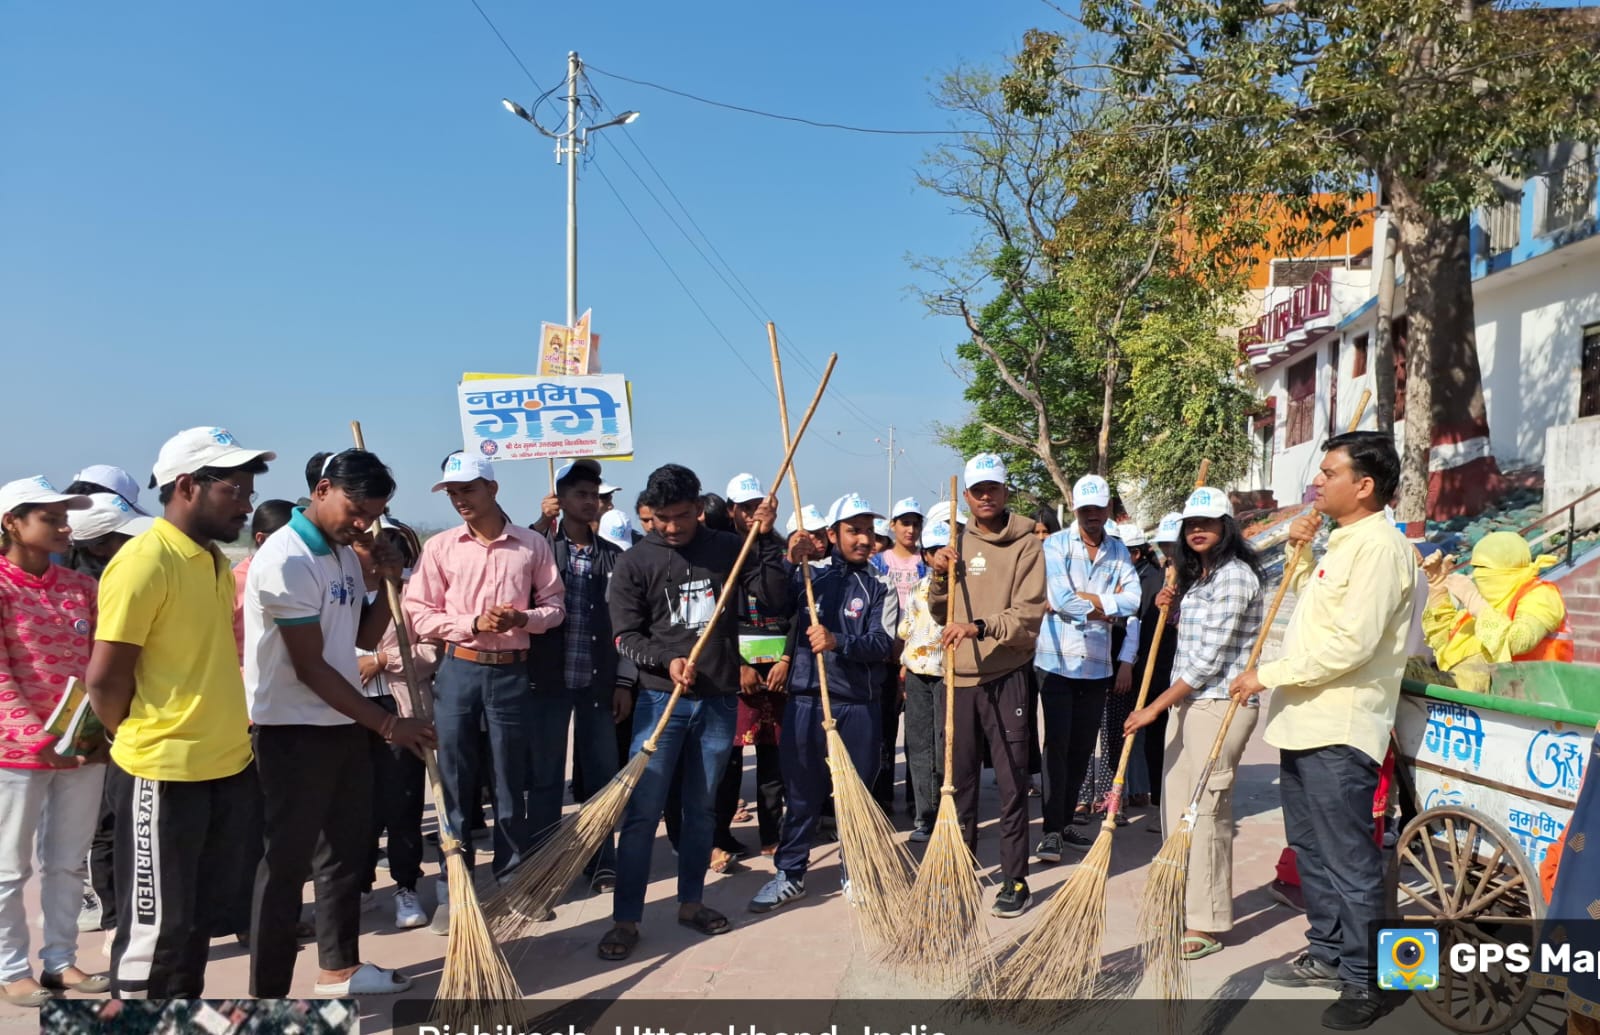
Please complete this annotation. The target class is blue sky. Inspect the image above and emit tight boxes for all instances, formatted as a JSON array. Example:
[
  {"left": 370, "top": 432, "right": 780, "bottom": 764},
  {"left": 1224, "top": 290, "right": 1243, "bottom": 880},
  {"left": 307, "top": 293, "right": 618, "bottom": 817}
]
[{"left": 1, "top": 2, "right": 1048, "bottom": 528}]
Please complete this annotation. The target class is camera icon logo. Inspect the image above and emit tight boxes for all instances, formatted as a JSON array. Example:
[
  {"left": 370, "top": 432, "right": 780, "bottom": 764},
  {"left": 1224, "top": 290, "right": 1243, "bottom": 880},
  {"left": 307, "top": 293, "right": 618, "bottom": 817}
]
[{"left": 1378, "top": 928, "right": 1439, "bottom": 990}]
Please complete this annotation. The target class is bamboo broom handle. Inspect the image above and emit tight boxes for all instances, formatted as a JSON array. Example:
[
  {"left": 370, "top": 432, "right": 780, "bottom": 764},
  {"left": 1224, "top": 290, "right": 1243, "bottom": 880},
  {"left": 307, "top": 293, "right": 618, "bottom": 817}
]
[
  {"left": 1101, "top": 459, "right": 1210, "bottom": 824},
  {"left": 349, "top": 421, "right": 461, "bottom": 854},
  {"left": 767, "top": 324, "right": 836, "bottom": 727},
  {"left": 1177, "top": 391, "right": 1373, "bottom": 813},
  {"left": 941, "top": 476, "right": 962, "bottom": 786},
  {"left": 638, "top": 354, "right": 839, "bottom": 753}
]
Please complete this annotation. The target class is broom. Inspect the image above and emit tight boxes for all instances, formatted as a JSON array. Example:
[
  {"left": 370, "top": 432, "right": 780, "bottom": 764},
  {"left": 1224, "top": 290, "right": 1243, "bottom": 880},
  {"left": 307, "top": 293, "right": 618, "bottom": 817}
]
[
  {"left": 986, "top": 460, "right": 1209, "bottom": 1005},
  {"left": 349, "top": 422, "right": 522, "bottom": 1019},
  {"left": 881, "top": 475, "right": 993, "bottom": 988},
  {"left": 1138, "top": 389, "right": 1371, "bottom": 1019},
  {"left": 768, "top": 323, "right": 914, "bottom": 950},
  {"left": 487, "top": 356, "right": 839, "bottom": 939}
]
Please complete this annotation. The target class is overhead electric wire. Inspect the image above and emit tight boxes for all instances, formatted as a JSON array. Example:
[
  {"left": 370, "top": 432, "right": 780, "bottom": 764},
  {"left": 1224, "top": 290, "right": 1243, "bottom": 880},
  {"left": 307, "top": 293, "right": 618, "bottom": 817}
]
[{"left": 463, "top": 0, "right": 563, "bottom": 122}]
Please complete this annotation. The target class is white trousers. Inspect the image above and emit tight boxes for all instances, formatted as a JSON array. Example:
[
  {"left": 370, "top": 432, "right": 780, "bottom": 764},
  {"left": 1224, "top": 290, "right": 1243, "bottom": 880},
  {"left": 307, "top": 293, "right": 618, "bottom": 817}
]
[{"left": 0, "top": 764, "right": 106, "bottom": 982}]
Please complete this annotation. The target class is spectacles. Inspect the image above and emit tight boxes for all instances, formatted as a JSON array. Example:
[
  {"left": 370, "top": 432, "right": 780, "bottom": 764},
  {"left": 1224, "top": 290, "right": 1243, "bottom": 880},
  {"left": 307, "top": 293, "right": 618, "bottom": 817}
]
[{"left": 198, "top": 476, "right": 258, "bottom": 506}]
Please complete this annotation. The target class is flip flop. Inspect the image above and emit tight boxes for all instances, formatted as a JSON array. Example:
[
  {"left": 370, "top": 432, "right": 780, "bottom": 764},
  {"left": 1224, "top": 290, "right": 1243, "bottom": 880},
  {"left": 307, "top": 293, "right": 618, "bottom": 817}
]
[
  {"left": 1, "top": 987, "right": 52, "bottom": 1008},
  {"left": 1181, "top": 934, "right": 1224, "bottom": 961},
  {"left": 598, "top": 925, "right": 640, "bottom": 962},
  {"left": 677, "top": 905, "right": 733, "bottom": 936},
  {"left": 312, "top": 963, "right": 411, "bottom": 995}
]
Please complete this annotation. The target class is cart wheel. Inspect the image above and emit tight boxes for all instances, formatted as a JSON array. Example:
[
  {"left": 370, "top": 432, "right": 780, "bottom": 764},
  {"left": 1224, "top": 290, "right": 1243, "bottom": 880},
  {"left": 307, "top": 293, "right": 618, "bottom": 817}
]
[{"left": 1386, "top": 806, "right": 1557, "bottom": 1035}]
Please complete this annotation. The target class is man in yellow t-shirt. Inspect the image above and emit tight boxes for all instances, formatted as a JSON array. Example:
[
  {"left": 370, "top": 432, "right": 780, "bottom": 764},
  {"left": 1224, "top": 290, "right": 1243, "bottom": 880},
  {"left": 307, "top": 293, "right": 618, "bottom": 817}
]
[
  {"left": 86, "top": 426, "right": 274, "bottom": 999},
  {"left": 1229, "top": 431, "right": 1416, "bottom": 1031}
]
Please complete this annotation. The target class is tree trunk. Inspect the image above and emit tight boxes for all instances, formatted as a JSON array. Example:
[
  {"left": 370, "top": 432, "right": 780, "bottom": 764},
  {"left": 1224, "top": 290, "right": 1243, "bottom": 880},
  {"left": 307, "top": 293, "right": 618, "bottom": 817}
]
[
  {"left": 1391, "top": 182, "right": 1502, "bottom": 523},
  {"left": 1096, "top": 342, "right": 1118, "bottom": 478},
  {"left": 1372, "top": 206, "right": 1399, "bottom": 434}
]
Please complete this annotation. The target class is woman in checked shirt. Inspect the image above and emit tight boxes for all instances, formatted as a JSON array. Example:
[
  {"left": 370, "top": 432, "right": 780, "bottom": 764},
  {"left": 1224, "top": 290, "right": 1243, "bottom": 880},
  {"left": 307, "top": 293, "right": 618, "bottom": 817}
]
[{"left": 1124, "top": 486, "right": 1264, "bottom": 962}]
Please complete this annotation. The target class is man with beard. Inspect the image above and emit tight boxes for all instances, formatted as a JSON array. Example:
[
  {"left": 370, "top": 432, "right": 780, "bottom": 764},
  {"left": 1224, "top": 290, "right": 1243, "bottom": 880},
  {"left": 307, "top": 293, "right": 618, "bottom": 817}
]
[{"left": 88, "top": 427, "right": 275, "bottom": 997}]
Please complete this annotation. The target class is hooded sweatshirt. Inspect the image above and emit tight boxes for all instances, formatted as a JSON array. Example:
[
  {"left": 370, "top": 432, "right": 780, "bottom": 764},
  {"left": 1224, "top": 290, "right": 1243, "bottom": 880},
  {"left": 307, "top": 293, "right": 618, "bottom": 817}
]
[
  {"left": 610, "top": 524, "right": 790, "bottom": 698},
  {"left": 928, "top": 511, "right": 1047, "bottom": 688},
  {"left": 785, "top": 551, "right": 898, "bottom": 704}
]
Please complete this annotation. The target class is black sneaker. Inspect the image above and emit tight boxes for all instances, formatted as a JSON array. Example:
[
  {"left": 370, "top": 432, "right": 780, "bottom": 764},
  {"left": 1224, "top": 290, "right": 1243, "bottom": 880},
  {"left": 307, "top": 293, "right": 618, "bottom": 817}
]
[
  {"left": 1264, "top": 950, "right": 1342, "bottom": 989},
  {"left": 1060, "top": 829, "right": 1094, "bottom": 852},
  {"left": 992, "top": 877, "right": 1031, "bottom": 918},
  {"left": 1035, "top": 832, "right": 1064, "bottom": 863},
  {"left": 1321, "top": 986, "right": 1391, "bottom": 1030}
]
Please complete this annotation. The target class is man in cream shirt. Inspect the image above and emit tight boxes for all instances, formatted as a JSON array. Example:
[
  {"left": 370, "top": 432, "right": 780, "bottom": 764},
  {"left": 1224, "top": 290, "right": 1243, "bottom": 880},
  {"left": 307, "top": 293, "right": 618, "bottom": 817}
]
[{"left": 1230, "top": 432, "right": 1416, "bottom": 1032}]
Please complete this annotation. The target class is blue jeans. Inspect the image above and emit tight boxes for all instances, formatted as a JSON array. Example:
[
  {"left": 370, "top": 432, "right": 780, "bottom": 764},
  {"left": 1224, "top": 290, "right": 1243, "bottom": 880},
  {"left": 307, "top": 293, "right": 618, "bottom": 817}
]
[
  {"left": 432, "top": 654, "right": 535, "bottom": 876},
  {"left": 529, "top": 686, "right": 620, "bottom": 874},
  {"left": 612, "top": 691, "right": 737, "bottom": 924}
]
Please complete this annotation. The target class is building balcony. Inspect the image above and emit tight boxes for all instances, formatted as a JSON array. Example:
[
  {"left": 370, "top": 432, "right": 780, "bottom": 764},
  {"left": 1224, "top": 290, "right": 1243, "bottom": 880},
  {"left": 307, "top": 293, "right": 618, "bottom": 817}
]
[{"left": 1472, "top": 150, "right": 1598, "bottom": 279}]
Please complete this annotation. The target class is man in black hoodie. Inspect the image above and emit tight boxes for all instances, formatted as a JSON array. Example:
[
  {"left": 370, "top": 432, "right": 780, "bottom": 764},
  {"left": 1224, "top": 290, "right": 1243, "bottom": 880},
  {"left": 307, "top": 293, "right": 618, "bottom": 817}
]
[{"left": 599, "top": 464, "right": 788, "bottom": 962}]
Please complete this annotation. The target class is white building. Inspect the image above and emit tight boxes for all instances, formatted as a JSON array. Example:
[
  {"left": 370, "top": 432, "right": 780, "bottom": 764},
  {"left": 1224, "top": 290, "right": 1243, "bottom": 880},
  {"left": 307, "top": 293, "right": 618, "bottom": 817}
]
[{"left": 1238, "top": 147, "right": 1600, "bottom": 516}]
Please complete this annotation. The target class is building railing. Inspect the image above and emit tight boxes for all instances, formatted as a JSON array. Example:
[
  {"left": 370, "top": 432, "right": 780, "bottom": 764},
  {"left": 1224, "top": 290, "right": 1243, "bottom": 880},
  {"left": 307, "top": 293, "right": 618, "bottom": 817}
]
[
  {"left": 1545, "top": 152, "right": 1598, "bottom": 234},
  {"left": 1476, "top": 198, "right": 1522, "bottom": 258},
  {"left": 1450, "top": 482, "right": 1600, "bottom": 574}
]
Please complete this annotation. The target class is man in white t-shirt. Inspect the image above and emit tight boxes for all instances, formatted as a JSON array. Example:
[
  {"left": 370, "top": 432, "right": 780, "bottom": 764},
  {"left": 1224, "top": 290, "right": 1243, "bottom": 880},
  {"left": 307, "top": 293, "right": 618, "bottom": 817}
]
[{"left": 243, "top": 449, "right": 434, "bottom": 998}]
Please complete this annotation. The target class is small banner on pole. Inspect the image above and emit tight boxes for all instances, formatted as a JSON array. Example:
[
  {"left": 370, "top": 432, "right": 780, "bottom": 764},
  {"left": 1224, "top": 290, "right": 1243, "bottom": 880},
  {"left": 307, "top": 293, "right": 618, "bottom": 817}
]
[{"left": 459, "top": 373, "right": 632, "bottom": 462}]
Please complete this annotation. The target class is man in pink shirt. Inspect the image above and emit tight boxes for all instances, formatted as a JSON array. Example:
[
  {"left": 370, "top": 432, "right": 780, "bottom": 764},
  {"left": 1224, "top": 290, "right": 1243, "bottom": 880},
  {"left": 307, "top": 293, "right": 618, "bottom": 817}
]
[{"left": 405, "top": 453, "right": 564, "bottom": 900}]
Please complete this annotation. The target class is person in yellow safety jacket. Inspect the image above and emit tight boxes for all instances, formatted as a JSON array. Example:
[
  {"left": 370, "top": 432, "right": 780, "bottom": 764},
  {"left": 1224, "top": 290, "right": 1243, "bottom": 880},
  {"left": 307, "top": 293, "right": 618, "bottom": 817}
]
[{"left": 1421, "top": 531, "right": 1573, "bottom": 671}]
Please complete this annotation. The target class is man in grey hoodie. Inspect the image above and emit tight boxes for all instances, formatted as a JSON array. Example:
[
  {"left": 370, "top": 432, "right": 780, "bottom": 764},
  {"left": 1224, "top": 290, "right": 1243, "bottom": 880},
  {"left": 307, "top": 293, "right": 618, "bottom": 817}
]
[{"left": 928, "top": 453, "right": 1048, "bottom": 918}]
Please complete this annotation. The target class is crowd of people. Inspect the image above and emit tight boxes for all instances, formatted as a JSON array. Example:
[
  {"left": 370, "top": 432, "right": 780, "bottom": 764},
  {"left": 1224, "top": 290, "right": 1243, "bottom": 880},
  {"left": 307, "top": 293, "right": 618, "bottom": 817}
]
[{"left": 0, "top": 424, "right": 1579, "bottom": 1031}]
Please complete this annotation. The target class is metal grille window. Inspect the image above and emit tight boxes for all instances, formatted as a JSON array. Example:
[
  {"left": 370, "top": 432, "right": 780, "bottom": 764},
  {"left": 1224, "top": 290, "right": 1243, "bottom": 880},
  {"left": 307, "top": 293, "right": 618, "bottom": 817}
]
[{"left": 1582, "top": 323, "right": 1600, "bottom": 419}]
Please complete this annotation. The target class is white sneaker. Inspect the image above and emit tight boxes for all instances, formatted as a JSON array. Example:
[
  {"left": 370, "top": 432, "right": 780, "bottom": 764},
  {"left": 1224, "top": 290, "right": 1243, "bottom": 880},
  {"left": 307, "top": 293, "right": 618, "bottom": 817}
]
[
  {"left": 394, "top": 887, "right": 427, "bottom": 930},
  {"left": 429, "top": 878, "right": 450, "bottom": 936},
  {"left": 78, "top": 889, "right": 103, "bottom": 932}
]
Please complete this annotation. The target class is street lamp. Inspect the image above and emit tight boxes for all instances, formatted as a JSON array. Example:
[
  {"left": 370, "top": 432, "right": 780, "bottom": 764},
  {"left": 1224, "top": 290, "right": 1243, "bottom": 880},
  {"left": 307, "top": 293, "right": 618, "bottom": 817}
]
[{"left": 501, "top": 52, "right": 640, "bottom": 328}]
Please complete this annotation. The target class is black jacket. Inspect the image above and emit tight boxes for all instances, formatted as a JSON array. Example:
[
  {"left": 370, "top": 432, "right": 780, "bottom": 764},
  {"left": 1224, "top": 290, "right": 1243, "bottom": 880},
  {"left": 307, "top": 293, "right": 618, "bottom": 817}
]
[
  {"left": 527, "top": 528, "right": 636, "bottom": 703},
  {"left": 609, "top": 526, "right": 791, "bottom": 698},
  {"left": 785, "top": 553, "right": 897, "bottom": 704}
]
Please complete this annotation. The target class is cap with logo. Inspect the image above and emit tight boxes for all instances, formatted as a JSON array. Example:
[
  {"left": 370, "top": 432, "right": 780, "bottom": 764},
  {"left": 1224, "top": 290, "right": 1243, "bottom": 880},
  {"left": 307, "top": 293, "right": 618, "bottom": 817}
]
[
  {"left": 1154, "top": 512, "right": 1184, "bottom": 544},
  {"left": 1182, "top": 486, "right": 1233, "bottom": 521},
  {"left": 553, "top": 458, "right": 602, "bottom": 487},
  {"left": 725, "top": 473, "right": 765, "bottom": 505},
  {"left": 784, "top": 504, "right": 828, "bottom": 536},
  {"left": 873, "top": 518, "right": 892, "bottom": 539},
  {"left": 890, "top": 497, "right": 924, "bottom": 521},
  {"left": 826, "top": 494, "right": 881, "bottom": 527},
  {"left": 432, "top": 452, "right": 499, "bottom": 492},
  {"left": 71, "top": 465, "right": 149, "bottom": 515},
  {"left": 922, "top": 520, "right": 952, "bottom": 549},
  {"left": 1072, "top": 474, "right": 1112, "bottom": 510},
  {"left": 927, "top": 500, "right": 970, "bottom": 527},
  {"left": 1120, "top": 523, "right": 1149, "bottom": 548},
  {"left": 963, "top": 453, "right": 1008, "bottom": 489},
  {"left": 150, "top": 427, "right": 277, "bottom": 490},
  {"left": 0, "top": 476, "right": 94, "bottom": 517},
  {"left": 69, "top": 493, "right": 157, "bottom": 542},
  {"left": 599, "top": 509, "right": 634, "bottom": 550}
]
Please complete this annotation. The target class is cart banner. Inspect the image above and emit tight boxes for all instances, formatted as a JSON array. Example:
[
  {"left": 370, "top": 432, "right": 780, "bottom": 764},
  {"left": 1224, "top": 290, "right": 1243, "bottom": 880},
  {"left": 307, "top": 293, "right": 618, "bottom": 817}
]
[
  {"left": 459, "top": 374, "right": 632, "bottom": 462},
  {"left": 1398, "top": 695, "right": 1584, "bottom": 867}
]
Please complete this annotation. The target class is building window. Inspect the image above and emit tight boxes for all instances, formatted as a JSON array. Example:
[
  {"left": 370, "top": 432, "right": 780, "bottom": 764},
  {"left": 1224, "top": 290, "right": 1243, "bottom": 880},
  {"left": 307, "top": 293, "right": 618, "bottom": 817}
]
[
  {"left": 1393, "top": 317, "right": 1409, "bottom": 422},
  {"left": 1582, "top": 323, "right": 1600, "bottom": 419},
  {"left": 1352, "top": 334, "right": 1369, "bottom": 378},
  {"left": 1286, "top": 356, "right": 1317, "bottom": 448}
]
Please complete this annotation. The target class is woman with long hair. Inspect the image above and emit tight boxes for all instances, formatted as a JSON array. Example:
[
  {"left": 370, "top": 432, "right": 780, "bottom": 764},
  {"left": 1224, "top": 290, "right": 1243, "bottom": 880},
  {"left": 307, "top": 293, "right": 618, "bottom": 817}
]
[{"left": 1124, "top": 487, "right": 1263, "bottom": 961}]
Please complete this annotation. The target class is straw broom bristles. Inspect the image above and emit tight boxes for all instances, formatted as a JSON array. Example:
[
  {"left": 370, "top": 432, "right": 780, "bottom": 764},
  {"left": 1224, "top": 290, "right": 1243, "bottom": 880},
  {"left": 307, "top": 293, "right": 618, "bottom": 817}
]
[
  {"left": 349, "top": 422, "right": 521, "bottom": 1024},
  {"left": 769, "top": 324, "right": 914, "bottom": 950},
  {"left": 882, "top": 475, "right": 993, "bottom": 989},
  {"left": 986, "top": 462, "right": 1206, "bottom": 1008},
  {"left": 487, "top": 355, "right": 839, "bottom": 938}
]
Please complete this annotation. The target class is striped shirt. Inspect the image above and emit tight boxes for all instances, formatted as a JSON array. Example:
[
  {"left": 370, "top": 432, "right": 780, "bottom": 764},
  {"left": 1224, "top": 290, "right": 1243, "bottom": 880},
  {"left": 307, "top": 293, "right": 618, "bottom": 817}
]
[
  {"left": 1035, "top": 524, "right": 1141, "bottom": 680},
  {"left": 1172, "top": 558, "right": 1264, "bottom": 702}
]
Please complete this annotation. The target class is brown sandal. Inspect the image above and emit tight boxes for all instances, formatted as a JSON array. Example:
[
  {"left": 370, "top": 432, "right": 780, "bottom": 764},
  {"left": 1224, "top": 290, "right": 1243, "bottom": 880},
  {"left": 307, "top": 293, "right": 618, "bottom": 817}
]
[{"left": 709, "top": 848, "right": 745, "bottom": 874}]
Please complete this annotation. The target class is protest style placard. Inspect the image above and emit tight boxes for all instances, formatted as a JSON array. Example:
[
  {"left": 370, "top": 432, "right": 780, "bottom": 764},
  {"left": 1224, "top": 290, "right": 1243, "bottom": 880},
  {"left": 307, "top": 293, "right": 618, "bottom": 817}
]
[{"left": 459, "top": 374, "right": 632, "bottom": 462}]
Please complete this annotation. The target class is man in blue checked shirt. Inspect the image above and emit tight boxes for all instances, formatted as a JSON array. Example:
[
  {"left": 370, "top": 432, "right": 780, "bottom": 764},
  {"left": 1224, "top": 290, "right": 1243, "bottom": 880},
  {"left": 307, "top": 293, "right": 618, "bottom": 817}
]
[{"left": 1034, "top": 474, "right": 1140, "bottom": 860}]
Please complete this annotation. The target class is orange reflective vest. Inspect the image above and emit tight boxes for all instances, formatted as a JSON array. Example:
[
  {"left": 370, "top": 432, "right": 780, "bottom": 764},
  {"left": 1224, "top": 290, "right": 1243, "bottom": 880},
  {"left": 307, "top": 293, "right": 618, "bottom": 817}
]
[{"left": 1450, "top": 578, "right": 1574, "bottom": 663}]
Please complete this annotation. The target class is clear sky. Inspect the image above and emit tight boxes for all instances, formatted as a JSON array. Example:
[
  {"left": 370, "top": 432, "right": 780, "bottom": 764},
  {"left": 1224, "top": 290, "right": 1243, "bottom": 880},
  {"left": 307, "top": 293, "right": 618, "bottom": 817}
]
[{"left": 1, "top": 2, "right": 1050, "bottom": 530}]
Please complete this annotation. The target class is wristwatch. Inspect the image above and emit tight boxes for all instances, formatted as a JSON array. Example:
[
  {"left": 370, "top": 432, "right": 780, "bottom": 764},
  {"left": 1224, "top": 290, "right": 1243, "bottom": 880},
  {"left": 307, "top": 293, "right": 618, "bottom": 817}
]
[{"left": 973, "top": 619, "right": 988, "bottom": 641}]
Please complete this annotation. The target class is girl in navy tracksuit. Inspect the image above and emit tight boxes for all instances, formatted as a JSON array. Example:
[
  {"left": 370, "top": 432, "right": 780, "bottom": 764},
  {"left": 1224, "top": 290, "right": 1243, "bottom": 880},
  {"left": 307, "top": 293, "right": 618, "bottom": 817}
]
[{"left": 748, "top": 496, "right": 898, "bottom": 913}]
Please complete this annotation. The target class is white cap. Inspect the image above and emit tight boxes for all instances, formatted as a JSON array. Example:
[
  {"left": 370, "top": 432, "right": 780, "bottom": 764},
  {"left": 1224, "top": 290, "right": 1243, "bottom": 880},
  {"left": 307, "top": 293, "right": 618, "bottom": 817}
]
[
  {"left": 927, "top": 500, "right": 970, "bottom": 527},
  {"left": 827, "top": 494, "right": 880, "bottom": 526},
  {"left": 553, "top": 458, "right": 602, "bottom": 487},
  {"left": 70, "top": 465, "right": 149, "bottom": 515},
  {"left": 922, "top": 520, "right": 952, "bottom": 549},
  {"left": 963, "top": 453, "right": 1008, "bottom": 489},
  {"left": 68, "top": 493, "right": 156, "bottom": 542},
  {"left": 873, "top": 518, "right": 892, "bottom": 539},
  {"left": 150, "top": 427, "right": 276, "bottom": 489},
  {"left": 599, "top": 509, "right": 634, "bottom": 550},
  {"left": 725, "top": 473, "right": 765, "bottom": 504},
  {"left": 1072, "top": 475, "right": 1112, "bottom": 510},
  {"left": 1120, "top": 523, "right": 1149, "bottom": 548},
  {"left": 1155, "top": 512, "right": 1183, "bottom": 544},
  {"left": 432, "top": 452, "right": 498, "bottom": 492},
  {"left": 0, "top": 476, "right": 93, "bottom": 517},
  {"left": 1105, "top": 521, "right": 1123, "bottom": 538},
  {"left": 784, "top": 504, "right": 828, "bottom": 535},
  {"left": 890, "top": 497, "right": 924, "bottom": 521},
  {"left": 599, "top": 481, "right": 621, "bottom": 495},
  {"left": 1182, "top": 486, "right": 1233, "bottom": 520}
]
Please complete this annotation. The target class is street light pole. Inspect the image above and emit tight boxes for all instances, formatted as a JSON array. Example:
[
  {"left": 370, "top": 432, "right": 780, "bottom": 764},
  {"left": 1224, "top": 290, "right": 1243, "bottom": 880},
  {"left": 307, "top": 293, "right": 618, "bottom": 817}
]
[{"left": 565, "top": 50, "right": 580, "bottom": 329}]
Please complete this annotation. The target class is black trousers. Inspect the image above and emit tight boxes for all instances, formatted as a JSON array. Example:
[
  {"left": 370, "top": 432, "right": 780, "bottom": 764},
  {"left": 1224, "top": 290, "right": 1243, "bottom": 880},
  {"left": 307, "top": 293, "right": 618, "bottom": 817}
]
[
  {"left": 364, "top": 695, "right": 425, "bottom": 892},
  {"left": 873, "top": 666, "right": 902, "bottom": 804},
  {"left": 903, "top": 670, "right": 943, "bottom": 830},
  {"left": 941, "top": 667, "right": 1031, "bottom": 879},
  {"left": 715, "top": 742, "right": 784, "bottom": 850},
  {"left": 109, "top": 763, "right": 261, "bottom": 998},
  {"left": 1039, "top": 673, "right": 1109, "bottom": 834},
  {"left": 1281, "top": 746, "right": 1385, "bottom": 988},
  {"left": 250, "top": 724, "right": 372, "bottom": 998},
  {"left": 88, "top": 758, "right": 122, "bottom": 930}
]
